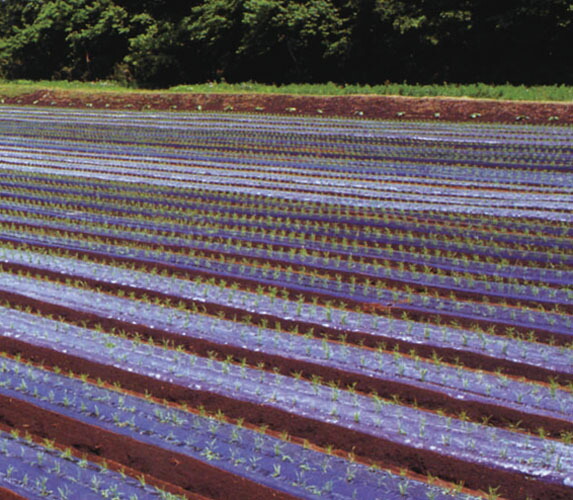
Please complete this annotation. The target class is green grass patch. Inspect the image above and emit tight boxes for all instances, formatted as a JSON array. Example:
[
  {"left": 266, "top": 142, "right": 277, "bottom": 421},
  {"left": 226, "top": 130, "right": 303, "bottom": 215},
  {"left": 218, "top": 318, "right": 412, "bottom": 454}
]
[
  {"left": 0, "top": 79, "right": 139, "bottom": 97},
  {"left": 171, "top": 81, "right": 573, "bottom": 101},
  {"left": 1, "top": 79, "right": 572, "bottom": 102}
]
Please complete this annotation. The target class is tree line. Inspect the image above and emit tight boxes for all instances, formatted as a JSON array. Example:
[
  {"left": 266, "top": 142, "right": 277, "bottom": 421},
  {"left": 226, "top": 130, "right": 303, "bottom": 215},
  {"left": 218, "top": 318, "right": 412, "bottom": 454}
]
[{"left": 0, "top": 0, "right": 571, "bottom": 88}]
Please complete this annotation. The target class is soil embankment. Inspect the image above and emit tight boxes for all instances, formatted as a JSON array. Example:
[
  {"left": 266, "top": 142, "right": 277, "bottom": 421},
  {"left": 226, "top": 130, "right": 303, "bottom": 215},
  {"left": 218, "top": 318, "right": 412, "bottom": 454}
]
[{"left": 2, "top": 89, "right": 573, "bottom": 125}]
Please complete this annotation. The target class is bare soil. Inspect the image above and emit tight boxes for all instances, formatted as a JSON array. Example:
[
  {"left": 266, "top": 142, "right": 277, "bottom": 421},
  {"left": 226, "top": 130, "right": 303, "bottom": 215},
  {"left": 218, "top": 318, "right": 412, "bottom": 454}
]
[
  {"left": 0, "top": 393, "right": 286, "bottom": 500},
  {"left": 0, "top": 487, "right": 28, "bottom": 500},
  {"left": 1, "top": 332, "right": 571, "bottom": 500},
  {"left": 1, "top": 89, "right": 572, "bottom": 125},
  {"left": 1, "top": 87, "right": 571, "bottom": 500}
]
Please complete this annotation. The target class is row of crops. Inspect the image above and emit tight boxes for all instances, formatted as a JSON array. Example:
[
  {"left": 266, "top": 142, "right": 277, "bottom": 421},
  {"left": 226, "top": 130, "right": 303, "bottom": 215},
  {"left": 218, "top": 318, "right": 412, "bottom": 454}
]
[{"left": 0, "top": 106, "right": 571, "bottom": 499}]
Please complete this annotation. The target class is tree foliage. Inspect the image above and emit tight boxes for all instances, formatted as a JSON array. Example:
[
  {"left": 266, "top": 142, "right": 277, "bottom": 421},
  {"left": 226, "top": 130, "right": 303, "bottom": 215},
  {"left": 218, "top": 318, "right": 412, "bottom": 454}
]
[{"left": 0, "top": 0, "right": 571, "bottom": 86}]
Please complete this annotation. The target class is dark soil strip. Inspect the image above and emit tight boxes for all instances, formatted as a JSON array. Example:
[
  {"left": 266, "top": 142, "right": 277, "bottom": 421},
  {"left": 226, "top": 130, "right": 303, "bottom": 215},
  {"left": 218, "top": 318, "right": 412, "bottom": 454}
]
[
  {"left": 0, "top": 422, "right": 202, "bottom": 500},
  {"left": 2, "top": 260, "right": 572, "bottom": 389},
  {"left": 2, "top": 287, "right": 572, "bottom": 438},
  {"left": 0, "top": 394, "right": 296, "bottom": 500},
  {"left": 0, "top": 487, "right": 28, "bottom": 500},
  {"left": 1, "top": 237, "right": 569, "bottom": 347},
  {"left": 6, "top": 219, "right": 568, "bottom": 313},
  {"left": 0, "top": 336, "right": 570, "bottom": 500}
]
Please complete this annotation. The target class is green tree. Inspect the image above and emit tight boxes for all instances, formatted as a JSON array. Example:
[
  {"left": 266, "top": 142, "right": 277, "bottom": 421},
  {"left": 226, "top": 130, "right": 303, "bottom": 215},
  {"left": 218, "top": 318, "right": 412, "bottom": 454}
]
[
  {"left": 182, "top": 0, "right": 245, "bottom": 81},
  {"left": 373, "top": 0, "right": 474, "bottom": 83},
  {"left": 0, "top": 0, "right": 130, "bottom": 80},
  {"left": 238, "top": 0, "right": 348, "bottom": 81},
  {"left": 0, "top": 0, "right": 71, "bottom": 79},
  {"left": 123, "top": 14, "right": 184, "bottom": 87},
  {"left": 1, "top": 0, "right": 571, "bottom": 85},
  {"left": 66, "top": 0, "right": 130, "bottom": 80}
]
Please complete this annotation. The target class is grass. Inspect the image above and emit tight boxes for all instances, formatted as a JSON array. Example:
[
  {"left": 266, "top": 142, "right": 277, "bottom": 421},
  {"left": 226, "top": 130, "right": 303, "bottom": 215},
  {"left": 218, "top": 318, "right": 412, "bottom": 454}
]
[
  {"left": 0, "top": 80, "right": 138, "bottom": 97},
  {"left": 171, "top": 81, "right": 573, "bottom": 102},
  {"left": 1, "top": 79, "right": 572, "bottom": 102}
]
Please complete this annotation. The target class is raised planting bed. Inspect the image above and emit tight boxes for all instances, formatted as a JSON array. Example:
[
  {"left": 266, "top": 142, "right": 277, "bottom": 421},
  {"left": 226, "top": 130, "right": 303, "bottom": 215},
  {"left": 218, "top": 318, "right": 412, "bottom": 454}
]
[
  {"left": 0, "top": 354, "right": 480, "bottom": 500},
  {"left": 0, "top": 105, "right": 572, "bottom": 499},
  {"left": 0, "top": 272, "right": 572, "bottom": 437},
  {"left": 0, "top": 210, "right": 571, "bottom": 313},
  {"left": 0, "top": 228, "right": 570, "bottom": 343},
  {"left": 0, "top": 308, "right": 572, "bottom": 498},
  {"left": 0, "top": 426, "right": 190, "bottom": 499},
  {"left": 0, "top": 248, "right": 571, "bottom": 387}
]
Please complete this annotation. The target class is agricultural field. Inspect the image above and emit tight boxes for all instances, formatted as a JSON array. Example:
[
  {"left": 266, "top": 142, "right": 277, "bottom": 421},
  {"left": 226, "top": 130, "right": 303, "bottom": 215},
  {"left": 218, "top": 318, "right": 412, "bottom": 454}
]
[{"left": 0, "top": 105, "right": 571, "bottom": 499}]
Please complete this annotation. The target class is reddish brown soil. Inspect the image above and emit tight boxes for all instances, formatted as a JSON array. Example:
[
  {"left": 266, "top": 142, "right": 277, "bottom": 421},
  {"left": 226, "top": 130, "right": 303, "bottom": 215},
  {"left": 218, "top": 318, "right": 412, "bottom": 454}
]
[
  {"left": 1, "top": 89, "right": 572, "bottom": 125},
  {"left": 6, "top": 218, "right": 564, "bottom": 315},
  {"left": 0, "top": 487, "right": 28, "bottom": 500},
  {"left": 5, "top": 278, "right": 572, "bottom": 440},
  {"left": 1, "top": 87, "right": 571, "bottom": 500},
  {"left": 3, "top": 243, "right": 572, "bottom": 390},
  {"left": 0, "top": 334, "right": 570, "bottom": 500},
  {"left": 4, "top": 233, "right": 572, "bottom": 391},
  {"left": 0, "top": 394, "right": 292, "bottom": 500},
  {"left": 0, "top": 422, "right": 203, "bottom": 500}
]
